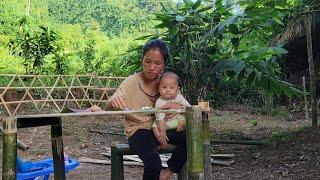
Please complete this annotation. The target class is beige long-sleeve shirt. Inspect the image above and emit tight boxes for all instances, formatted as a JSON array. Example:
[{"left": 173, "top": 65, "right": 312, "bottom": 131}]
[{"left": 110, "top": 73, "right": 159, "bottom": 138}]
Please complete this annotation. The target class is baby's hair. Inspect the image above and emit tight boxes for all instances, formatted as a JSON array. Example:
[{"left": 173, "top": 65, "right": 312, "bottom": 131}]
[{"left": 160, "top": 71, "right": 181, "bottom": 86}]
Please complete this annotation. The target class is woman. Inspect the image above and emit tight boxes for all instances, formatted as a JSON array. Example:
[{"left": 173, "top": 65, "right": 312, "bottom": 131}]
[{"left": 96, "top": 39, "right": 186, "bottom": 180}]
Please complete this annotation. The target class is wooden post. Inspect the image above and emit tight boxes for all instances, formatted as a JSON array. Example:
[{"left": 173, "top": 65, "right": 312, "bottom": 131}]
[
  {"left": 303, "top": 6, "right": 318, "bottom": 126},
  {"left": 303, "top": 76, "right": 309, "bottom": 120},
  {"left": 186, "top": 106, "right": 204, "bottom": 180},
  {"left": 51, "top": 117, "right": 66, "bottom": 180},
  {"left": 2, "top": 117, "right": 17, "bottom": 180},
  {"left": 198, "top": 101, "right": 212, "bottom": 180},
  {"left": 111, "top": 145, "right": 124, "bottom": 180},
  {"left": 0, "top": 126, "right": 29, "bottom": 150},
  {"left": 202, "top": 112, "right": 212, "bottom": 180}
]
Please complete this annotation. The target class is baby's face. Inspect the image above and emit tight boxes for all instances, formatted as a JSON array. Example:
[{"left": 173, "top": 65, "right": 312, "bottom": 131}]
[{"left": 159, "top": 77, "right": 179, "bottom": 100}]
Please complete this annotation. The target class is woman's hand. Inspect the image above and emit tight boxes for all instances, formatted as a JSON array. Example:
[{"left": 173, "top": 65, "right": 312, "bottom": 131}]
[
  {"left": 110, "top": 95, "right": 128, "bottom": 110},
  {"left": 90, "top": 105, "right": 102, "bottom": 112},
  {"left": 161, "top": 102, "right": 183, "bottom": 110},
  {"left": 176, "top": 121, "right": 186, "bottom": 132},
  {"left": 161, "top": 102, "right": 183, "bottom": 118}
]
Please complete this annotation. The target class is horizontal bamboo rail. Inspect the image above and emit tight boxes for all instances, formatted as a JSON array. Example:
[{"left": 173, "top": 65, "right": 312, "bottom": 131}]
[
  {"left": 14, "top": 109, "right": 186, "bottom": 119},
  {"left": 0, "top": 99, "right": 112, "bottom": 104}
]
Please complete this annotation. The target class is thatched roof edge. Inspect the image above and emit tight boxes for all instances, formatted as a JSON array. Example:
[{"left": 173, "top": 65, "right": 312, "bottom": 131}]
[{"left": 272, "top": 11, "right": 320, "bottom": 46}]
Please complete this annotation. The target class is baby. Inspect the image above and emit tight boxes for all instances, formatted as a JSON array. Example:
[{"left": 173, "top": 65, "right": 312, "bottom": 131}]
[{"left": 152, "top": 72, "right": 190, "bottom": 146}]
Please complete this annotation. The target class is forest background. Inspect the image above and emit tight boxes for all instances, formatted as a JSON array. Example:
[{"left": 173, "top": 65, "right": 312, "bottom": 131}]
[{"left": 0, "top": 0, "right": 318, "bottom": 111}]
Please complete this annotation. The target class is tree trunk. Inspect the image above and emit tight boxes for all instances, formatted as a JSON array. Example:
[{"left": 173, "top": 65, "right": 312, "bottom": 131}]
[{"left": 303, "top": 6, "right": 318, "bottom": 126}]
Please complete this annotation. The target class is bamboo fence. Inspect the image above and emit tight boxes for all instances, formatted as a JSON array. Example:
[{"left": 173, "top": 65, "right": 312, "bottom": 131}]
[{"left": 0, "top": 74, "right": 125, "bottom": 117}]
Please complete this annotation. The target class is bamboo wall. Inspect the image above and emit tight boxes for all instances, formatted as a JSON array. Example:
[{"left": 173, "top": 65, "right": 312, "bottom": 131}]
[{"left": 0, "top": 74, "right": 125, "bottom": 116}]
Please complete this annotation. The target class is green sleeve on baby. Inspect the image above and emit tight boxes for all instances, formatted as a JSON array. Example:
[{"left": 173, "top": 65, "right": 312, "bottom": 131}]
[{"left": 166, "top": 115, "right": 186, "bottom": 130}]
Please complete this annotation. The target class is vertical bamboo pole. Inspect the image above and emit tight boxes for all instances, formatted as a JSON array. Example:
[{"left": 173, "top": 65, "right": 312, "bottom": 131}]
[
  {"left": 0, "top": 126, "right": 29, "bottom": 150},
  {"left": 202, "top": 112, "right": 212, "bottom": 180},
  {"left": 186, "top": 106, "right": 204, "bottom": 180},
  {"left": 93, "top": 73, "right": 97, "bottom": 105},
  {"left": 2, "top": 117, "right": 17, "bottom": 180},
  {"left": 303, "top": 76, "right": 309, "bottom": 120},
  {"left": 51, "top": 117, "right": 66, "bottom": 180},
  {"left": 198, "top": 101, "right": 212, "bottom": 180},
  {"left": 303, "top": 6, "right": 318, "bottom": 126}
]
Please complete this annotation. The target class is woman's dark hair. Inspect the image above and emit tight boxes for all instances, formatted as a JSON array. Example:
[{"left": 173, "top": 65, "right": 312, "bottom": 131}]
[{"left": 143, "top": 39, "right": 169, "bottom": 64}]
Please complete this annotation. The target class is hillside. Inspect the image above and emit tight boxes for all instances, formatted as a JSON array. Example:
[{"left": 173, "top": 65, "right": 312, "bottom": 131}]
[{"left": 0, "top": 0, "right": 175, "bottom": 75}]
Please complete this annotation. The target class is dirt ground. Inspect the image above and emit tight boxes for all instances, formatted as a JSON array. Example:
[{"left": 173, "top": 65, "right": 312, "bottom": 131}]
[{"left": 0, "top": 105, "right": 320, "bottom": 179}]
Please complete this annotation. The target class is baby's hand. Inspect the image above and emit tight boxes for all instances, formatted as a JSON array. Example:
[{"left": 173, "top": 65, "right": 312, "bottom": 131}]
[
  {"left": 161, "top": 102, "right": 183, "bottom": 110},
  {"left": 157, "top": 131, "right": 169, "bottom": 143},
  {"left": 157, "top": 140, "right": 168, "bottom": 150},
  {"left": 176, "top": 121, "right": 186, "bottom": 132}
]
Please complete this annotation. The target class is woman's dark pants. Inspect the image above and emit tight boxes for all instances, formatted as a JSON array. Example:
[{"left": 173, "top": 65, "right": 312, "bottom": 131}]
[{"left": 128, "top": 129, "right": 187, "bottom": 180}]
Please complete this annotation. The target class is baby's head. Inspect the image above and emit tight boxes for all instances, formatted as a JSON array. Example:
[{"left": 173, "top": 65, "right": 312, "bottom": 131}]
[{"left": 159, "top": 72, "right": 180, "bottom": 100}]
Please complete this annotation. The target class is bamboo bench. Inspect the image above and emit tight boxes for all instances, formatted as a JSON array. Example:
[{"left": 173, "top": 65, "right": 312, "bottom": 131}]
[
  {"left": 110, "top": 105, "right": 212, "bottom": 180},
  {"left": 110, "top": 144, "right": 187, "bottom": 180}
]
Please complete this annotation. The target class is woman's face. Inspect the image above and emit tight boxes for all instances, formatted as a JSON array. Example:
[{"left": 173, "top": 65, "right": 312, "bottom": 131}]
[{"left": 142, "top": 49, "right": 165, "bottom": 80}]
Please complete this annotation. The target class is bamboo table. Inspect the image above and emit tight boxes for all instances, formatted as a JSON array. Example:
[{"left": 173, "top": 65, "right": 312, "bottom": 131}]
[
  {"left": 2, "top": 109, "right": 186, "bottom": 180},
  {"left": 2, "top": 116, "right": 66, "bottom": 180}
]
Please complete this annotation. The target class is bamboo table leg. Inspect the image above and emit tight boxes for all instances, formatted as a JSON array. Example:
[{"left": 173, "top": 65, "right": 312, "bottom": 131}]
[
  {"left": 2, "top": 117, "right": 17, "bottom": 180},
  {"left": 111, "top": 145, "right": 124, "bottom": 180},
  {"left": 186, "top": 106, "right": 204, "bottom": 180},
  {"left": 202, "top": 112, "right": 212, "bottom": 180},
  {"left": 51, "top": 117, "right": 66, "bottom": 180}
]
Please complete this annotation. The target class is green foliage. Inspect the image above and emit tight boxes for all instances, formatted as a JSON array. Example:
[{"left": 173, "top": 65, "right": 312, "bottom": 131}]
[
  {"left": 106, "top": 48, "right": 141, "bottom": 77},
  {"left": 52, "top": 50, "right": 70, "bottom": 75},
  {"left": 0, "top": 0, "right": 174, "bottom": 75},
  {"left": 0, "top": 47, "right": 24, "bottom": 74},
  {"left": 136, "top": 0, "right": 304, "bottom": 104},
  {"left": 47, "top": 0, "right": 174, "bottom": 36},
  {"left": 211, "top": 78, "right": 264, "bottom": 107},
  {"left": 250, "top": 120, "right": 258, "bottom": 126},
  {"left": 8, "top": 17, "right": 62, "bottom": 74},
  {"left": 81, "top": 39, "right": 96, "bottom": 74},
  {"left": 0, "top": 0, "right": 309, "bottom": 111}
]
